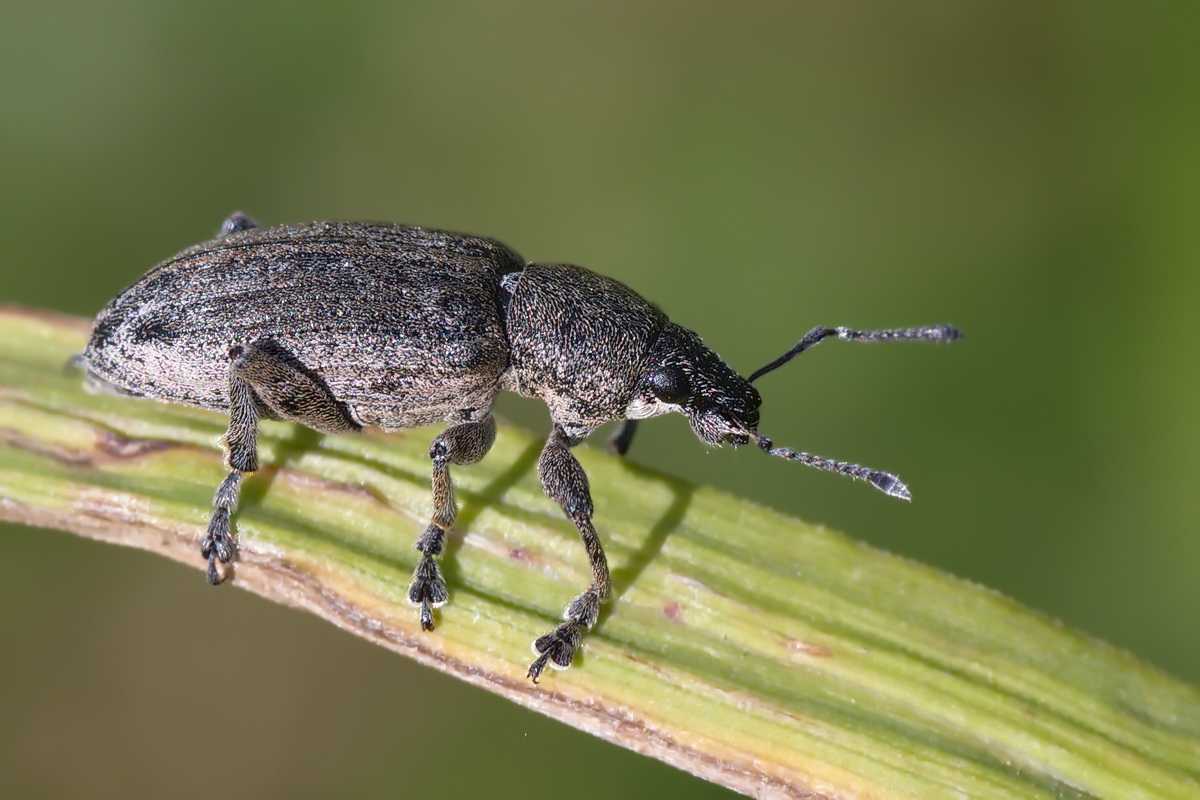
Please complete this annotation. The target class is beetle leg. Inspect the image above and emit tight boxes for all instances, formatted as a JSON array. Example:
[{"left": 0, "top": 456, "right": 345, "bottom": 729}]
[
  {"left": 409, "top": 414, "right": 497, "bottom": 631},
  {"left": 228, "top": 339, "right": 359, "bottom": 434},
  {"left": 202, "top": 363, "right": 260, "bottom": 585},
  {"left": 218, "top": 211, "right": 258, "bottom": 237},
  {"left": 608, "top": 419, "right": 639, "bottom": 457},
  {"left": 202, "top": 340, "right": 359, "bottom": 585},
  {"left": 527, "top": 425, "right": 611, "bottom": 683}
]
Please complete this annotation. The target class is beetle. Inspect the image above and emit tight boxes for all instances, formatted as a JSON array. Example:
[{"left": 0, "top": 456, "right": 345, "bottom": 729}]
[{"left": 79, "top": 212, "right": 960, "bottom": 682}]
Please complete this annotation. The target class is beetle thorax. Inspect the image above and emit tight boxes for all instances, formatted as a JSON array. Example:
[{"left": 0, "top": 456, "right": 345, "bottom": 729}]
[{"left": 500, "top": 263, "right": 668, "bottom": 436}]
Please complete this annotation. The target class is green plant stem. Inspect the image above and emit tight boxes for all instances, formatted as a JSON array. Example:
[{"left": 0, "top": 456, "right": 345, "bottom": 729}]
[{"left": 0, "top": 306, "right": 1197, "bottom": 799}]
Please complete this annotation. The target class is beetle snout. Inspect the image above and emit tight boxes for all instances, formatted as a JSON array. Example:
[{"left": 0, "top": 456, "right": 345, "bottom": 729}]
[
  {"left": 722, "top": 408, "right": 759, "bottom": 446},
  {"left": 688, "top": 402, "right": 757, "bottom": 448},
  {"left": 722, "top": 429, "right": 752, "bottom": 447},
  {"left": 715, "top": 387, "right": 762, "bottom": 433}
]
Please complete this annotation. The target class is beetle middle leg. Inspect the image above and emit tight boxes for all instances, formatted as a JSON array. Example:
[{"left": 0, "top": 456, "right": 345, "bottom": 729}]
[
  {"left": 527, "top": 425, "right": 611, "bottom": 682},
  {"left": 203, "top": 339, "right": 359, "bottom": 585},
  {"left": 408, "top": 414, "right": 497, "bottom": 631}
]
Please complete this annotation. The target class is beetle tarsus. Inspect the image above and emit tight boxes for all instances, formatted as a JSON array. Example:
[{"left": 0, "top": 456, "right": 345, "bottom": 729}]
[
  {"left": 408, "top": 524, "right": 449, "bottom": 630},
  {"left": 200, "top": 471, "right": 242, "bottom": 585},
  {"left": 527, "top": 591, "right": 601, "bottom": 681},
  {"left": 528, "top": 620, "right": 585, "bottom": 682}
]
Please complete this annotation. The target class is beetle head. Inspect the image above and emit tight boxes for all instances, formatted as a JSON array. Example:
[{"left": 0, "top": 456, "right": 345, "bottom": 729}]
[
  {"left": 625, "top": 320, "right": 963, "bottom": 501},
  {"left": 627, "top": 323, "right": 761, "bottom": 446}
]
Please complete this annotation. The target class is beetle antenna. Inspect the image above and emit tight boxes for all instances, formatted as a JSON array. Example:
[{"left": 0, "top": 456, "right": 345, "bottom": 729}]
[
  {"left": 747, "top": 324, "right": 961, "bottom": 383},
  {"left": 752, "top": 433, "right": 911, "bottom": 501}
]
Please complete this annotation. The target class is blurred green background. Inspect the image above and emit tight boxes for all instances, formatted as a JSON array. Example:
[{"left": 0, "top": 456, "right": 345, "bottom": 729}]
[{"left": 2, "top": 2, "right": 1197, "bottom": 798}]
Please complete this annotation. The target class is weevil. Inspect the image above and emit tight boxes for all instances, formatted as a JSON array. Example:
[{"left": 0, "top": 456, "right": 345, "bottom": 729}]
[{"left": 79, "top": 213, "right": 961, "bottom": 682}]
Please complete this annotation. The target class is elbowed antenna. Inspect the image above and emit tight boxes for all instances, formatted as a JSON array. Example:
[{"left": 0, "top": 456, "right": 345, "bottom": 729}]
[
  {"left": 747, "top": 324, "right": 961, "bottom": 383},
  {"left": 752, "top": 433, "right": 912, "bottom": 501}
]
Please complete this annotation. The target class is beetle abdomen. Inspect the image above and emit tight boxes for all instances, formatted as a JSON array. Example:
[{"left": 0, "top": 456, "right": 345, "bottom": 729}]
[{"left": 83, "top": 222, "right": 521, "bottom": 429}]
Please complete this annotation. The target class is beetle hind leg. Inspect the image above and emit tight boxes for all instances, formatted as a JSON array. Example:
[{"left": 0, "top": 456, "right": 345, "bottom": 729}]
[
  {"left": 408, "top": 414, "right": 497, "bottom": 630},
  {"left": 203, "top": 339, "right": 359, "bottom": 584},
  {"left": 527, "top": 425, "right": 611, "bottom": 683},
  {"left": 202, "top": 360, "right": 260, "bottom": 585}
]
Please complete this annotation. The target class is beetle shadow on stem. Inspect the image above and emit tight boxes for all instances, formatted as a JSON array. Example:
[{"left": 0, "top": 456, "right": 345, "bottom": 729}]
[
  {"left": 556, "top": 461, "right": 693, "bottom": 671},
  {"left": 603, "top": 465, "right": 695, "bottom": 626},
  {"left": 446, "top": 440, "right": 696, "bottom": 650},
  {"left": 235, "top": 425, "right": 327, "bottom": 557},
  {"left": 443, "top": 440, "right": 542, "bottom": 587},
  {"left": 230, "top": 424, "right": 694, "bottom": 649}
]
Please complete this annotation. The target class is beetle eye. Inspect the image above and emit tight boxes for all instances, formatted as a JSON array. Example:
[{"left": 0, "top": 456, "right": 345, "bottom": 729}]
[{"left": 646, "top": 367, "right": 689, "bottom": 404}]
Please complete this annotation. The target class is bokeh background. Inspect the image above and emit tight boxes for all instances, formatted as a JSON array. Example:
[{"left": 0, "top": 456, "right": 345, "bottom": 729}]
[{"left": 3, "top": 2, "right": 1197, "bottom": 798}]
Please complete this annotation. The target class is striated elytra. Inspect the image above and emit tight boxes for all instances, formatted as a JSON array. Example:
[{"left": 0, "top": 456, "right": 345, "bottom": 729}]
[{"left": 79, "top": 212, "right": 961, "bottom": 681}]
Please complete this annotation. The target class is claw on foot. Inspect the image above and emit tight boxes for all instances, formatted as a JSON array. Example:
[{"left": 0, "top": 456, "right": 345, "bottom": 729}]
[
  {"left": 201, "top": 508, "right": 237, "bottom": 585},
  {"left": 205, "top": 554, "right": 225, "bottom": 585},
  {"left": 419, "top": 600, "right": 434, "bottom": 631},
  {"left": 527, "top": 652, "right": 551, "bottom": 683},
  {"left": 202, "top": 546, "right": 233, "bottom": 584},
  {"left": 527, "top": 621, "right": 584, "bottom": 682}
]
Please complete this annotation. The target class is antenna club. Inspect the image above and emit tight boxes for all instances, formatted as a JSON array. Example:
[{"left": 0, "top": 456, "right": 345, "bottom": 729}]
[{"left": 869, "top": 471, "right": 912, "bottom": 502}]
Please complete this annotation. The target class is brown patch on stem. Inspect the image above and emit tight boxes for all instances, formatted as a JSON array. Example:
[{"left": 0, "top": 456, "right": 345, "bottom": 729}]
[
  {"left": 0, "top": 426, "right": 181, "bottom": 469},
  {"left": 272, "top": 466, "right": 390, "bottom": 506},
  {"left": 96, "top": 429, "right": 177, "bottom": 460},
  {"left": 788, "top": 640, "right": 833, "bottom": 659},
  {"left": 0, "top": 427, "right": 94, "bottom": 465}
]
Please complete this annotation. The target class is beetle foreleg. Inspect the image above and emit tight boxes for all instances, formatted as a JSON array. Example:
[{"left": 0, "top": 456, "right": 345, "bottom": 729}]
[
  {"left": 408, "top": 414, "right": 497, "bottom": 631},
  {"left": 527, "top": 425, "right": 611, "bottom": 683}
]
